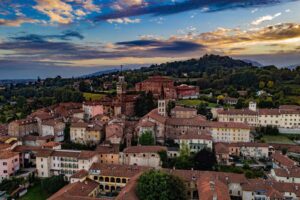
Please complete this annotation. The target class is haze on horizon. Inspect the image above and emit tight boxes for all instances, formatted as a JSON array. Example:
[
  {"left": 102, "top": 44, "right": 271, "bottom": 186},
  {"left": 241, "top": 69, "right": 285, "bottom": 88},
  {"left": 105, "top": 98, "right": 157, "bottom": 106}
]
[{"left": 0, "top": 0, "right": 300, "bottom": 79}]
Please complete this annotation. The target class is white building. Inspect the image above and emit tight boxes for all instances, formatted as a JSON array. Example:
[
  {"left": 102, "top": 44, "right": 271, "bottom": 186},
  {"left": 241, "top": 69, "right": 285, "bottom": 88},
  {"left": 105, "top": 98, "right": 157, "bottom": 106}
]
[
  {"left": 36, "top": 149, "right": 98, "bottom": 179},
  {"left": 41, "top": 120, "right": 65, "bottom": 142},
  {"left": 217, "top": 102, "right": 300, "bottom": 133},
  {"left": 120, "top": 146, "right": 167, "bottom": 168},
  {"left": 175, "top": 132, "right": 213, "bottom": 153}
]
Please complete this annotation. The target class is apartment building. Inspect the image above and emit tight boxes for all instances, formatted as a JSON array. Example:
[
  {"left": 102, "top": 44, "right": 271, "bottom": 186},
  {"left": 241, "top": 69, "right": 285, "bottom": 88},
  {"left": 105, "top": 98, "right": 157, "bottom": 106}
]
[
  {"left": 217, "top": 102, "right": 300, "bottom": 133},
  {"left": 36, "top": 149, "right": 98, "bottom": 179},
  {"left": 41, "top": 119, "right": 65, "bottom": 142},
  {"left": 82, "top": 101, "right": 104, "bottom": 120},
  {"left": 70, "top": 122, "right": 102, "bottom": 145},
  {"left": 0, "top": 151, "right": 19, "bottom": 182}
]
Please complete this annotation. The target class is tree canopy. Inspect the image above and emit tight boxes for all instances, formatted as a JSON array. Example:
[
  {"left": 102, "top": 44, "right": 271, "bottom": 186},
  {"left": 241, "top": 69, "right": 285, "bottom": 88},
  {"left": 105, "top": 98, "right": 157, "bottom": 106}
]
[
  {"left": 139, "top": 131, "right": 155, "bottom": 146},
  {"left": 137, "top": 170, "right": 187, "bottom": 200}
]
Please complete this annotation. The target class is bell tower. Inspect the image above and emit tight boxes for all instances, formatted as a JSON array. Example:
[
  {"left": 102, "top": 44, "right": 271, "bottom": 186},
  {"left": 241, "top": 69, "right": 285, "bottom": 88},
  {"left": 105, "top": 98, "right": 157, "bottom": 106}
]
[{"left": 116, "top": 65, "right": 127, "bottom": 95}]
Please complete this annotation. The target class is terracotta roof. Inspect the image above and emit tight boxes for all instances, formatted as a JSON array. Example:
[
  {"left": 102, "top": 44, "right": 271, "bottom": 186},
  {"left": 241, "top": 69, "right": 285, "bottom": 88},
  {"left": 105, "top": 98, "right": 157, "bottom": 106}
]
[
  {"left": 279, "top": 105, "right": 300, "bottom": 110},
  {"left": 89, "top": 163, "right": 149, "bottom": 178},
  {"left": 214, "top": 143, "right": 229, "bottom": 154},
  {"left": 83, "top": 101, "right": 102, "bottom": 106},
  {"left": 42, "top": 142, "right": 61, "bottom": 148},
  {"left": 0, "top": 143, "right": 12, "bottom": 151},
  {"left": 42, "top": 120, "right": 64, "bottom": 127},
  {"left": 218, "top": 108, "right": 257, "bottom": 115},
  {"left": 78, "top": 151, "right": 97, "bottom": 160},
  {"left": 178, "top": 132, "right": 212, "bottom": 140},
  {"left": 13, "top": 145, "right": 42, "bottom": 152},
  {"left": 138, "top": 120, "right": 156, "bottom": 128},
  {"left": 0, "top": 150, "right": 18, "bottom": 159},
  {"left": 208, "top": 121, "right": 250, "bottom": 129},
  {"left": 48, "top": 178, "right": 99, "bottom": 200},
  {"left": 166, "top": 116, "right": 207, "bottom": 126},
  {"left": 70, "top": 169, "right": 88, "bottom": 179},
  {"left": 115, "top": 173, "right": 141, "bottom": 200},
  {"left": 70, "top": 122, "right": 88, "bottom": 128},
  {"left": 197, "top": 172, "right": 231, "bottom": 200},
  {"left": 123, "top": 145, "right": 167, "bottom": 153},
  {"left": 36, "top": 149, "right": 54, "bottom": 157},
  {"left": 95, "top": 145, "right": 119, "bottom": 154},
  {"left": 272, "top": 151, "right": 297, "bottom": 168},
  {"left": 229, "top": 142, "right": 270, "bottom": 148},
  {"left": 273, "top": 167, "right": 300, "bottom": 178},
  {"left": 171, "top": 106, "right": 197, "bottom": 112}
]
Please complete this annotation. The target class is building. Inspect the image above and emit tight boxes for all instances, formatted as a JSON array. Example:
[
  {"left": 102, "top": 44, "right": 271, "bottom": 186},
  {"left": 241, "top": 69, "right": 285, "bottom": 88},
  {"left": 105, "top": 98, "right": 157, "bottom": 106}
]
[
  {"left": 120, "top": 145, "right": 167, "bottom": 168},
  {"left": 135, "top": 76, "right": 177, "bottom": 99},
  {"left": 0, "top": 151, "right": 19, "bottom": 182},
  {"left": 70, "top": 122, "right": 103, "bottom": 145},
  {"left": 95, "top": 144, "right": 120, "bottom": 164},
  {"left": 223, "top": 97, "right": 238, "bottom": 105},
  {"left": 36, "top": 149, "right": 98, "bottom": 179},
  {"left": 272, "top": 151, "right": 298, "bottom": 169},
  {"left": 8, "top": 118, "right": 38, "bottom": 138},
  {"left": 41, "top": 119, "right": 65, "bottom": 142},
  {"left": 208, "top": 122, "right": 251, "bottom": 143},
  {"left": 105, "top": 118, "right": 125, "bottom": 144},
  {"left": 217, "top": 102, "right": 300, "bottom": 133},
  {"left": 176, "top": 84, "right": 199, "bottom": 99},
  {"left": 22, "top": 135, "right": 54, "bottom": 146},
  {"left": 271, "top": 167, "right": 300, "bottom": 183},
  {"left": 175, "top": 131, "right": 213, "bottom": 153},
  {"left": 82, "top": 101, "right": 104, "bottom": 120}
]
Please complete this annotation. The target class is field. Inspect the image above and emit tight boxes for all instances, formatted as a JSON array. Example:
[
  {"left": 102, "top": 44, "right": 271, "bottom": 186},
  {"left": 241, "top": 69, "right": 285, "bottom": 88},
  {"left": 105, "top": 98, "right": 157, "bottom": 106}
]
[
  {"left": 177, "top": 99, "right": 217, "bottom": 107},
  {"left": 261, "top": 135, "right": 295, "bottom": 145},
  {"left": 83, "top": 93, "right": 106, "bottom": 101},
  {"left": 19, "top": 183, "right": 49, "bottom": 200}
]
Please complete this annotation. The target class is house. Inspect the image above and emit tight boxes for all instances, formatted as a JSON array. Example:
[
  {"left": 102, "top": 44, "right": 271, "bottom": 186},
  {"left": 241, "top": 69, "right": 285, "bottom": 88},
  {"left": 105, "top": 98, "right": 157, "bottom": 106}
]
[
  {"left": 36, "top": 149, "right": 98, "bottom": 179},
  {"left": 223, "top": 97, "right": 238, "bottom": 105},
  {"left": 82, "top": 101, "right": 104, "bottom": 120},
  {"left": 271, "top": 167, "right": 300, "bottom": 183},
  {"left": 70, "top": 122, "right": 103, "bottom": 145},
  {"left": 176, "top": 84, "right": 199, "bottom": 99},
  {"left": 8, "top": 118, "right": 38, "bottom": 138},
  {"left": 0, "top": 151, "right": 19, "bottom": 182},
  {"left": 105, "top": 118, "right": 125, "bottom": 144},
  {"left": 272, "top": 151, "right": 298, "bottom": 169},
  {"left": 120, "top": 145, "right": 167, "bottom": 168},
  {"left": 95, "top": 144, "right": 120, "bottom": 165},
  {"left": 175, "top": 131, "right": 213, "bottom": 153},
  {"left": 41, "top": 119, "right": 65, "bottom": 142}
]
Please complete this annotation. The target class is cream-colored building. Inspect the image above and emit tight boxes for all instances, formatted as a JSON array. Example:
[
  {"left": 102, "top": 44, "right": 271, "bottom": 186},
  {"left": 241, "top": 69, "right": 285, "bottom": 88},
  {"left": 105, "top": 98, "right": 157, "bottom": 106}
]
[
  {"left": 217, "top": 102, "right": 300, "bottom": 133},
  {"left": 175, "top": 132, "right": 213, "bottom": 153},
  {"left": 36, "top": 149, "right": 98, "bottom": 179},
  {"left": 120, "top": 146, "right": 167, "bottom": 168},
  {"left": 70, "top": 122, "right": 102, "bottom": 145},
  {"left": 209, "top": 122, "right": 251, "bottom": 143}
]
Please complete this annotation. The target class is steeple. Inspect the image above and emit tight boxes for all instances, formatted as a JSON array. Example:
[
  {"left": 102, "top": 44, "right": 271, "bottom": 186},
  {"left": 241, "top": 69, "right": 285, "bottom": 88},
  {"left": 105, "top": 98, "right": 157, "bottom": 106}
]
[{"left": 116, "top": 65, "right": 126, "bottom": 95}]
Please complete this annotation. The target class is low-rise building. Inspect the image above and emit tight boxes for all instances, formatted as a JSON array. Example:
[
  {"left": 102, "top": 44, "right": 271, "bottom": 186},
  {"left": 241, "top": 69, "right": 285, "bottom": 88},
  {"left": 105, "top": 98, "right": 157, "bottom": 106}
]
[
  {"left": 272, "top": 151, "right": 298, "bottom": 169},
  {"left": 271, "top": 167, "right": 300, "bottom": 183},
  {"left": 95, "top": 144, "right": 120, "bottom": 164},
  {"left": 41, "top": 120, "right": 65, "bottom": 142},
  {"left": 0, "top": 151, "right": 19, "bottom": 182},
  {"left": 176, "top": 84, "right": 199, "bottom": 99},
  {"left": 36, "top": 149, "right": 98, "bottom": 179},
  {"left": 8, "top": 118, "right": 38, "bottom": 138},
  {"left": 121, "top": 146, "right": 167, "bottom": 168},
  {"left": 83, "top": 101, "right": 104, "bottom": 120},
  {"left": 70, "top": 122, "right": 102, "bottom": 145},
  {"left": 175, "top": 131, "right": 213, "bottom": 153}
]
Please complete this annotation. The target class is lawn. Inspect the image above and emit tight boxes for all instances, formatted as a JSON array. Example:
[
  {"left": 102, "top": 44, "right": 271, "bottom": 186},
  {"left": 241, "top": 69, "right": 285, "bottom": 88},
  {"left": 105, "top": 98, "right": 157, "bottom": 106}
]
[
  {"left": 19, "top": 183, "right": 49, "bottom": 200},
  {"left": 177, "top": 99, "right": 217, "bottom": 108},
  {"left": 83, "top": 92, "right": 106, "bottom": 101},
  {"left": 261, "top": 135, "right": 295, "bottom": 145}
]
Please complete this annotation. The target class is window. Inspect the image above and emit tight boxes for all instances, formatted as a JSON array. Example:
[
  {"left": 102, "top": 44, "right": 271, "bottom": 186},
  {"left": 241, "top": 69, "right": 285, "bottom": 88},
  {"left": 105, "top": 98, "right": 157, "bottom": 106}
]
[{"left": 3, "top": 162, "right": 7, "bottom": 166}]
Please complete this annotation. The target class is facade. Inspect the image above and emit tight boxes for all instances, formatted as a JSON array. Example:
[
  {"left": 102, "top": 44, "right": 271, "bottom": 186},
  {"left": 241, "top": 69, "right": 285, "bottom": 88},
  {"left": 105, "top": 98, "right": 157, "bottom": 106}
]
[
  {"left": 217, "top": 102, "right": 300, "bottom": 132},
  {"left": 0, "top": 151, "right": 20, "bottom": 182},
  {"left": 135, "top": 76, "right": 177, "bottom": 99},
  {"left": 70, "top": 122, "right": 102, "bottom": 145},
  {"left": 41, "top": 120, "right": 65, "bottom": 142},
  {"left": 82, "top": 101, "right": 104, "bottom": 120},
  {"left": 95, "top": 144, "right": 120, "bottom": 164},
  {"left": 36, "top": 149, "right": 98, "bottom": 179},
  {"left": 120, "top": 146, "right": 167, "bottom": 168},
  {"left": 176, "top": 84, "right": 199, "bottom": 99},
  {"left": 175, "top": 132, "right": 213, "bottom": 153},
  {"left": 105, "top": 118, "right": 125, "bottom": 144},
  {"left": 8, "top": 118, "right": 38, "bottom": 138},
  {"left": 208, "top": 122, "right": 251, "bottom": 143}
]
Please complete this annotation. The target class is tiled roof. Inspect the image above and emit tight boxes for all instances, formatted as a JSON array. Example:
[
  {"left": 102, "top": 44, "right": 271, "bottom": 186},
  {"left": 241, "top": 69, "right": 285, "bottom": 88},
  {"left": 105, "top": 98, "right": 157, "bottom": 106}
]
[
  {"left": 171, "top": 106, "right": 197, "bottom": 112},
  {"left": 70, "top": 169, "right": 88, "bottom": 179},
  {"left": 89, "top": 163, "right": 149, "bottom": 178},
  {"left": 217, "top": 108, "right": 257, "bottom": 115},
  {"left": 23, "top": 135, "right": 54, "bottom": 141},
  {"left": 214, "top": 143, "right": 229, "bottom": 154},
  {"left": 197, "top": 172, "right": 231, "bottom": 200},
  {"left": 123, "top": 145, "right": 167, "bottom": 153},
  {"left": 178, "top": 132, "right": 212, "bottom": 140},
  {"left": 272, "top": 151, "right": 297, "bottom": 168},
  {"left": 95, "top": 144, "right": 119, "bottom": 154},
  {"left": 166, "top": 116, "right": 207, "bottom": 126},
  {"left": 13, "top": 145, "right": 42, "bottom": 152},
  {"left": 48, "top": 178, "right": 99, "bottom": 200},
  {"left": 273, "top": 167, "right": 300, "bottom": 178},
  {"left": 42, "top": 142, "right": 61, "bottom": 148},
  {"left": 70, "top": 122, "right": 88, "bottom": 128},
  {"left": 0, "top": 150, "right": 18, "bottom": 159},
  {"left": 208, "top": 121, "right": 250, "bottom": 129}
]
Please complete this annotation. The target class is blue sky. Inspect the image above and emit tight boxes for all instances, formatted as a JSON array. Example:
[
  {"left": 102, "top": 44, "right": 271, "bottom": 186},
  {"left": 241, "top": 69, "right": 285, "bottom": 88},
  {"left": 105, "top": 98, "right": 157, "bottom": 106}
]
[{"left": 0, "top": 0, "right": 300, "bottom": 79}]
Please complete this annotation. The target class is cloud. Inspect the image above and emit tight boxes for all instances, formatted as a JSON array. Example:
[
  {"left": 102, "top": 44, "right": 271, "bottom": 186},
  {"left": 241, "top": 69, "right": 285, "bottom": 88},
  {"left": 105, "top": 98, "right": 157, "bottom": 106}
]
[
  {"left": 107, "top": 17, "right": 141, "bottom": 24},
  {"left": 251, "top": 12, "right": 281, "bottom": 25},
  {"left": 33, "top": 0, "right": 100, "bottom": 24},
  {"left": 93, "top": 0, "right": 296, "bottom": 21},
  {"left": 0, "top": 17, "right": 39, "bottom": 27},
  {"left": 11, "top": 31, "right": 84, "bottom": 41}
]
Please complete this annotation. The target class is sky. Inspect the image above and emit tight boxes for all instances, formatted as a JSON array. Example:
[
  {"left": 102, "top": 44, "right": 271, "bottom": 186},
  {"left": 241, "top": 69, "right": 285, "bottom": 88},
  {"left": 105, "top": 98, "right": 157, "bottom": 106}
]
[{"left": 0, "top": 0, "right": 300, "bottom": 79}]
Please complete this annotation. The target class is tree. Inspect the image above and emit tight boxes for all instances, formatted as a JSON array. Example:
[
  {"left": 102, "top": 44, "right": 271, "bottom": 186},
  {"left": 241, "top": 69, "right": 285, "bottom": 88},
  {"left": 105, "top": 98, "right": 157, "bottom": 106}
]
[
  {"left": 134, "top": 92, "right": 156, "bottom": 117},
  {"left": 267, "top": 81, "right": 274, "bottom": 88},
  {"left": 41, "top": 175, "right": 67, "bottom": 194},
  {"left": 166, "top": 101, "right": 175, "bottom": 116},
  {"left": 139, "top": 131, "right": 155, "bottom": 145},
  {"left": 193, "top": 148, "right": 217, "bottom": 170},
  {"left": 137, "top": 170, "right": 187, "bottom": 200},
  {"left": 259, "top": 81, "right": 265, "bottom": 89}
]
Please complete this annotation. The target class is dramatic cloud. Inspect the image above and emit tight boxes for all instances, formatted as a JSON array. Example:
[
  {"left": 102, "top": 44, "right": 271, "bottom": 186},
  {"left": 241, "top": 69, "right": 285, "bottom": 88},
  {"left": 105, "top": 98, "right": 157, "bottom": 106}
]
[
  {"left": 107, "top": 17, "right": 141, "bottom": 24},
  {"left": 94, "top": 0, "right": 297, "bottom": 21},
  {"left": 0, "top": 17, "right": 39, "bottom": 27},
  {"left": 251, "top": 12, "right": 281, "bottom": 25}
]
